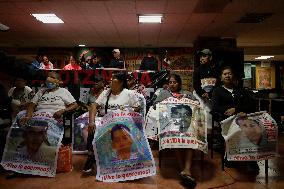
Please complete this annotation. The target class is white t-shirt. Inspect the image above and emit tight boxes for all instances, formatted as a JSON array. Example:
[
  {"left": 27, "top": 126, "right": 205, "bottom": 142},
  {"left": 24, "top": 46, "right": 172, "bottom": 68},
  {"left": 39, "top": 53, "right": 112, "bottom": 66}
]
[
  {"left": 95, "top": 88, "right": 139, "bottom": 115},
  {"left": 31, "top": 88, "right": 76, "bottom": 114}
]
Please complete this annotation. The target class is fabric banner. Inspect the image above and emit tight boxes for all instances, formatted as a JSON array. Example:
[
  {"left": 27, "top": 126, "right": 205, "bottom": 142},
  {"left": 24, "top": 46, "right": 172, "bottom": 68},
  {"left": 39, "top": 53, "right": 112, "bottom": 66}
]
[
  {"left": 221, "top": 111, "right": 278, "bottom": 161},
  {"left": 1, "top": 110, "right": 63, "bottom": 177},
  {"left": 157, "top": 97, "right": 208, "bottom": 153},
  {"left": 93, "top": 109, "right": 156, "bottom": 182}
]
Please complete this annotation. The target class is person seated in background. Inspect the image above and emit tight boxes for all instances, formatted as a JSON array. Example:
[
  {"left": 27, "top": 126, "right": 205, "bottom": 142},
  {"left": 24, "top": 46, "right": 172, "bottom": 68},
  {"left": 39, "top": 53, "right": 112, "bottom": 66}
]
[
  {"left": 19, "top": 71, "right": 77, "bottom": 125},
  {"left": 8, "top": 77, "right": 34, "bottom": 121},
  {"left": 63, "top": 55, "right": 82, "bottom": 70},
  {"left": 87, "top": 54, "right": 104, "bottom": 69},
  {"left": 139, "top": 50, "right": 159, "bottom": 71},
  {"left": 39, "top": 55, "right": 54, "bottom": 70},
  {"left": 30, "top": 55, "right": 42, "bottom": 69},
  {"left": 211, "top": 66, "right": 258, "bottom": 171},
  {"left": 111, "top": 49, "right": 125, "bottom": 69},
  {"left": 84, "top": 72, "right": 140, "bottom": 172}
]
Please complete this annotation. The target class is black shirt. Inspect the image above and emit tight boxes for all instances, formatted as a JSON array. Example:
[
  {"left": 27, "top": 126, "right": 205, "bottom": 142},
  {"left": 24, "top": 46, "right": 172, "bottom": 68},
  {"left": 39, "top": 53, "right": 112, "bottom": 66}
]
[
  {"left": 193, "top": 63, "right": 218, "bottom": 98},
  {"left": 111, "top": 57, "right": 125, "bottom": 69},
  {"left": 139, "top": 56, "right": 158, "bottom": 71},
  {"left": 212, "top": 86, "right": 256, "bottom": 120}
]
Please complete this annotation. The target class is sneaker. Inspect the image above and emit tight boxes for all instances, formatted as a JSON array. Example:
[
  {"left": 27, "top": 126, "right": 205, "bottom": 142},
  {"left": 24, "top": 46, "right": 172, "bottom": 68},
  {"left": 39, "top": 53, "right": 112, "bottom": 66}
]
[{"left": 83, "top": 155, "right": 95, "bottom": 173}]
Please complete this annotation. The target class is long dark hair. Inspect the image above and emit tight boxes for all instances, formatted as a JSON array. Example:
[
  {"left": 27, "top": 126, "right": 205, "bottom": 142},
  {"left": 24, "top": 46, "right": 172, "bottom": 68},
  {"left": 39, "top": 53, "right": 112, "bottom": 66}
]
[{"left": 169, "top": 74, "right": 182, "bottom": 91}]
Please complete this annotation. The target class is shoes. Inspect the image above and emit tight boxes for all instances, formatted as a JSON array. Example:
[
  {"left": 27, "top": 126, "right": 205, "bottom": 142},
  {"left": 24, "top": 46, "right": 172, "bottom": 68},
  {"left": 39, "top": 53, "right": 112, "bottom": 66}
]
[
  {"left": 180, "top": 171, "right": 197, "bottom": 188},
  {"left": 83, "top": 155, "right": 96, "bottom": 173}
]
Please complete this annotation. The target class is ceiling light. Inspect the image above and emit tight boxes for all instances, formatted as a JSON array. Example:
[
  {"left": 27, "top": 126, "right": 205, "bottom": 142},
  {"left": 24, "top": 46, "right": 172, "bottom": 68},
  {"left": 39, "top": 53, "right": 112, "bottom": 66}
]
[
  {"left": 78, "top": 44, "right": 86, "bottom": 47},
  {"left": 31, "top": 14, "right": 64, "bottom": 23},
  {"left": 138, "top": 15, "right": 163, "bottom": 23},
  {"left": 255, "top": 56, "right": 274, "bottom": 60},
  {"left": 0, "top": 22, "right": 9, "bottom": 31}
]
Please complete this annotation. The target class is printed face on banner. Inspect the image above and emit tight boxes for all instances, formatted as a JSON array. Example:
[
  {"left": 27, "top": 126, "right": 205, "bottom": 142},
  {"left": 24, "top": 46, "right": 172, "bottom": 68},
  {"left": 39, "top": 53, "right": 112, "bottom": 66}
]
[
  {"left": 95, "top": 119, "right": 153, "bottom": 175},
  {"left": 159, "top": 104, "right": 193, "bottom": 134},
  {"left": 111, "top": 125, "right": 134, "bottom": 160},
  {"left": 236, "top": 117, "right": 262, "bottom": 145},
  {"left": 170, "top": 105, "right": 192, "bottom": 132}
]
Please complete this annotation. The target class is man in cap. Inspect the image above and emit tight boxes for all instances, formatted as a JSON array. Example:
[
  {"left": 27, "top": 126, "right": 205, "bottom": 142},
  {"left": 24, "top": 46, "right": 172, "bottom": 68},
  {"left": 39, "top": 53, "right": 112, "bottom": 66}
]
[
  {"left": 110, "top": 49, "right": 125, "bottom": 69},
  {"left": 193, "top": 48, "right": 218, "bottom": 100}
]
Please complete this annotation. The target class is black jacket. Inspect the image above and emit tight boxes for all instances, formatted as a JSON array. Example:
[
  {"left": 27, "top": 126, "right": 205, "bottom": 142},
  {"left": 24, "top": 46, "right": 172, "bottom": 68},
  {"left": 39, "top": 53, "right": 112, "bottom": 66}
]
[
  {"left": 212, "top": 86, "right": 256, "bottom": 120},
  {"left": 193, "top": 63, "right": 218, "bottom": 98},
  {"left": 139, "top": 56, "right": 158, "bottom": 71}
]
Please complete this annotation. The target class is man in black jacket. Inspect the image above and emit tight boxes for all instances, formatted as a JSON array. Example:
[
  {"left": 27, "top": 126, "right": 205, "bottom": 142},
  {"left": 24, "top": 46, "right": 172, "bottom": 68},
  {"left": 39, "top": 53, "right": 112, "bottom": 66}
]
[{"left": 193, "top": 49, "right": 218, "bottom": 100}]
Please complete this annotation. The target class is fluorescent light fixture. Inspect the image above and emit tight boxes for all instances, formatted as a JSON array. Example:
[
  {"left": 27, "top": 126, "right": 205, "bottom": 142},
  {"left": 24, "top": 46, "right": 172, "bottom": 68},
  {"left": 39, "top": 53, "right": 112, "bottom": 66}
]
[
  {"left": 78, "top": 44, "right": 86, "bottom": 47},
  {"left": 0, "top": 22, "right": 9, "bottom": 31},
  {"left": 31, "top": 14, "right": 64, "bottom": 23},
  {"left": 138, "top": 15, "right": 163, "bottom": 23},
  {"left": 255, "top": 55, "right": 274, "bottom": 60}
]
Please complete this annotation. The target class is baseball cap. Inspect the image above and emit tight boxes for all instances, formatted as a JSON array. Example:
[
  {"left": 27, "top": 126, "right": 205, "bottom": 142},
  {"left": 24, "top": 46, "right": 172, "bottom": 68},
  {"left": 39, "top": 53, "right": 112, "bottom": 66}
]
[
  {"left": 199, "top": 49, "right": 212, "bottom": 56},
  {"left": 112, "top": 49, "right": 120, "bottom": 53}
]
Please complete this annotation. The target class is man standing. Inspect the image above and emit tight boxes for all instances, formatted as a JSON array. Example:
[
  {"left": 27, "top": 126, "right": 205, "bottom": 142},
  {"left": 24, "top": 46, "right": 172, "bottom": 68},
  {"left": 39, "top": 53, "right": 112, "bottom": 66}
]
[
  {"left": 193, "top": 49, "right": 218, "bottom": 100},
  {"left": 139, "top": 50, "right": 159, "bottom": 71},
  {"left": 111, "top": 49, "right": 125, "bottom": 69}
]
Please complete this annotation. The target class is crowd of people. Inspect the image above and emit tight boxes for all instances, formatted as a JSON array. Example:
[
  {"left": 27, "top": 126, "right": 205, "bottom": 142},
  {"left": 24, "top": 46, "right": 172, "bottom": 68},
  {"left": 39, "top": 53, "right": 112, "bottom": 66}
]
[{"left": 0, "top": 48, "right": 264, "bottom": 188}]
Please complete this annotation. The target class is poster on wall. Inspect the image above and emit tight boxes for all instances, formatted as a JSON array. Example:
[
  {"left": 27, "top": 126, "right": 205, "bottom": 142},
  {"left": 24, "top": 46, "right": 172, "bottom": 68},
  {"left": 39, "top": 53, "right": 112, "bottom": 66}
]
[{"left": 256, "top": 64, "right": 275, "bottom": 90}]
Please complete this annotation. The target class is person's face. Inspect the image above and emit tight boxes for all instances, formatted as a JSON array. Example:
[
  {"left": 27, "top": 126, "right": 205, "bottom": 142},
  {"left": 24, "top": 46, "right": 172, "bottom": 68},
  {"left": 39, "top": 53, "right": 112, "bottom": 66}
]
[
  {"left": 69, "top": 56, "right": 76, "bottom": 64},
  {"left": 110, "top": 77, "right": 123, "bottom": 93},
  {"left": 113, "top": 52, "right": 120, "bottom": 58},
  {"left": 239, "top": 119, "right": 262, "bottom": 145},
  {"left": 43, "top": 56, "right": 49, "bottom": 64},
  {"left": 46, "top": 72, "right": 60, "bottom": 86},
  {"left": 26, "top": 129, "right": 46, "bottom": 154},
  {"left": 221, "top": 69, "right": 233, "bottom": 85},
  {"left": 169, "top": 77, "right": 179, "bottom": 92},
  {"left": 200, "top": 55, "right": 210, "bottom": 64},
  {"left": 14, "top": 78, "right": 26, "bottom": 88},
  {"left": 112, "top": 129, "right": 133, "bottom": 158},
  {"left": 127, "top": 78, "right": 135, "bottom": 89},
  {"left": 92, "top": 57, "right": 98, "bottom": 64},
  {"left": 171, "top": 107, "right": 192, "bottom": 127}
]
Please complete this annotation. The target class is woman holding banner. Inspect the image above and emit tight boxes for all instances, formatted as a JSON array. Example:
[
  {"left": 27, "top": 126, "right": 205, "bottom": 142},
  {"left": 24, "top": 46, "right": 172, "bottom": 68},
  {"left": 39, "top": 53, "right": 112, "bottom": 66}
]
[
  {"left": 154, "top": 74, "right": 198, "bottom": 188},
  {"left": 211, "top": 66, "right": 259, "bottom": 171},
  {"left": 86, "top": 72, "right": 140, "bottom": 173}
]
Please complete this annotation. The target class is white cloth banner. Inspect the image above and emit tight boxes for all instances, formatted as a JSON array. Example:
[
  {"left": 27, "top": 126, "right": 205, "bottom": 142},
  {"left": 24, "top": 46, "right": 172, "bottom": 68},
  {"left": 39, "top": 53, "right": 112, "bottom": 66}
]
[
  {"left": 157, "top": 97, "right": 208, "bottom": 153},
  {"left": 93, "top": 109, "right": 156, "bottom": 182},
  {"left": 1, "top": 110, "right": 63, "bottom": 177},
  {"left": 221, "top": 111, "right": 278, "bottom": 161}
]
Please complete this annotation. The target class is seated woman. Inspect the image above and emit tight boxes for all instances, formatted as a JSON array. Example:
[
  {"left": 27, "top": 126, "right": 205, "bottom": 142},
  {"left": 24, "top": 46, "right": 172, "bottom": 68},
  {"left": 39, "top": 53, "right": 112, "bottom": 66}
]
[
  {"left": 153, "top": 74, "right": 197, "bottom": 187},
  {"left": 211, "top": 66, "right": 258, "bottom": 171},
  {"left": 8, "top": 77, "right": 34, "bottom": 121},
  {"left": 83, "top": 72, "right": 140, "bottom": 172},
  {"left": 20, "top": 71, "right": 78, "bottom": 124},
  {"left": 63, "top": 55, "right": 82, "bottom": 70}
]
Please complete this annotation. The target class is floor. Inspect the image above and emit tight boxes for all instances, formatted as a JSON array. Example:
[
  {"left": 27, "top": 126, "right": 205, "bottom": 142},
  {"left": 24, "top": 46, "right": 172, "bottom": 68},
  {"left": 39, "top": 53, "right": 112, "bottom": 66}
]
[{"left": 1, "top": 134, "right": 284, "bottom": 189}]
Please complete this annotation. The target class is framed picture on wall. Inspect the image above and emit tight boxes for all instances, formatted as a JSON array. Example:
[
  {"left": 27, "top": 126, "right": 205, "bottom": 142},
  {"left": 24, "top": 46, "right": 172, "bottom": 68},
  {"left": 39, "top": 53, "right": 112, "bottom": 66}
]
[{"left": 255, "top": 63, "right": 275, "bottom": 90}]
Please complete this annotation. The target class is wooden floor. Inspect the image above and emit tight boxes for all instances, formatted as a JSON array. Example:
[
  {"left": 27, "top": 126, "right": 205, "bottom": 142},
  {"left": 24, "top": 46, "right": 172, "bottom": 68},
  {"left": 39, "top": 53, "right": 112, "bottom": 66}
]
[{"left": 1, "top": 133, "right": 284, "bottom": 189}]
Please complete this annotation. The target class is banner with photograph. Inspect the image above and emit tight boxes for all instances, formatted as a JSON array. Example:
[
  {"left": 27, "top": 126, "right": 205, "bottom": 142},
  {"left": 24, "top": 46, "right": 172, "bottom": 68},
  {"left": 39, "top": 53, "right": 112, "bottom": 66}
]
[
  {"left": 93, "top": 109, "right": 156, "bottom": 182},
  {"left": 157, "top": 97, "right": 208, "bottom": 153},
  {"left": 221, "top": 111, "right": 277, "bottom": 161},
  {"left": 1, "top": 110, "right": 63, "bottom": 177}
]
